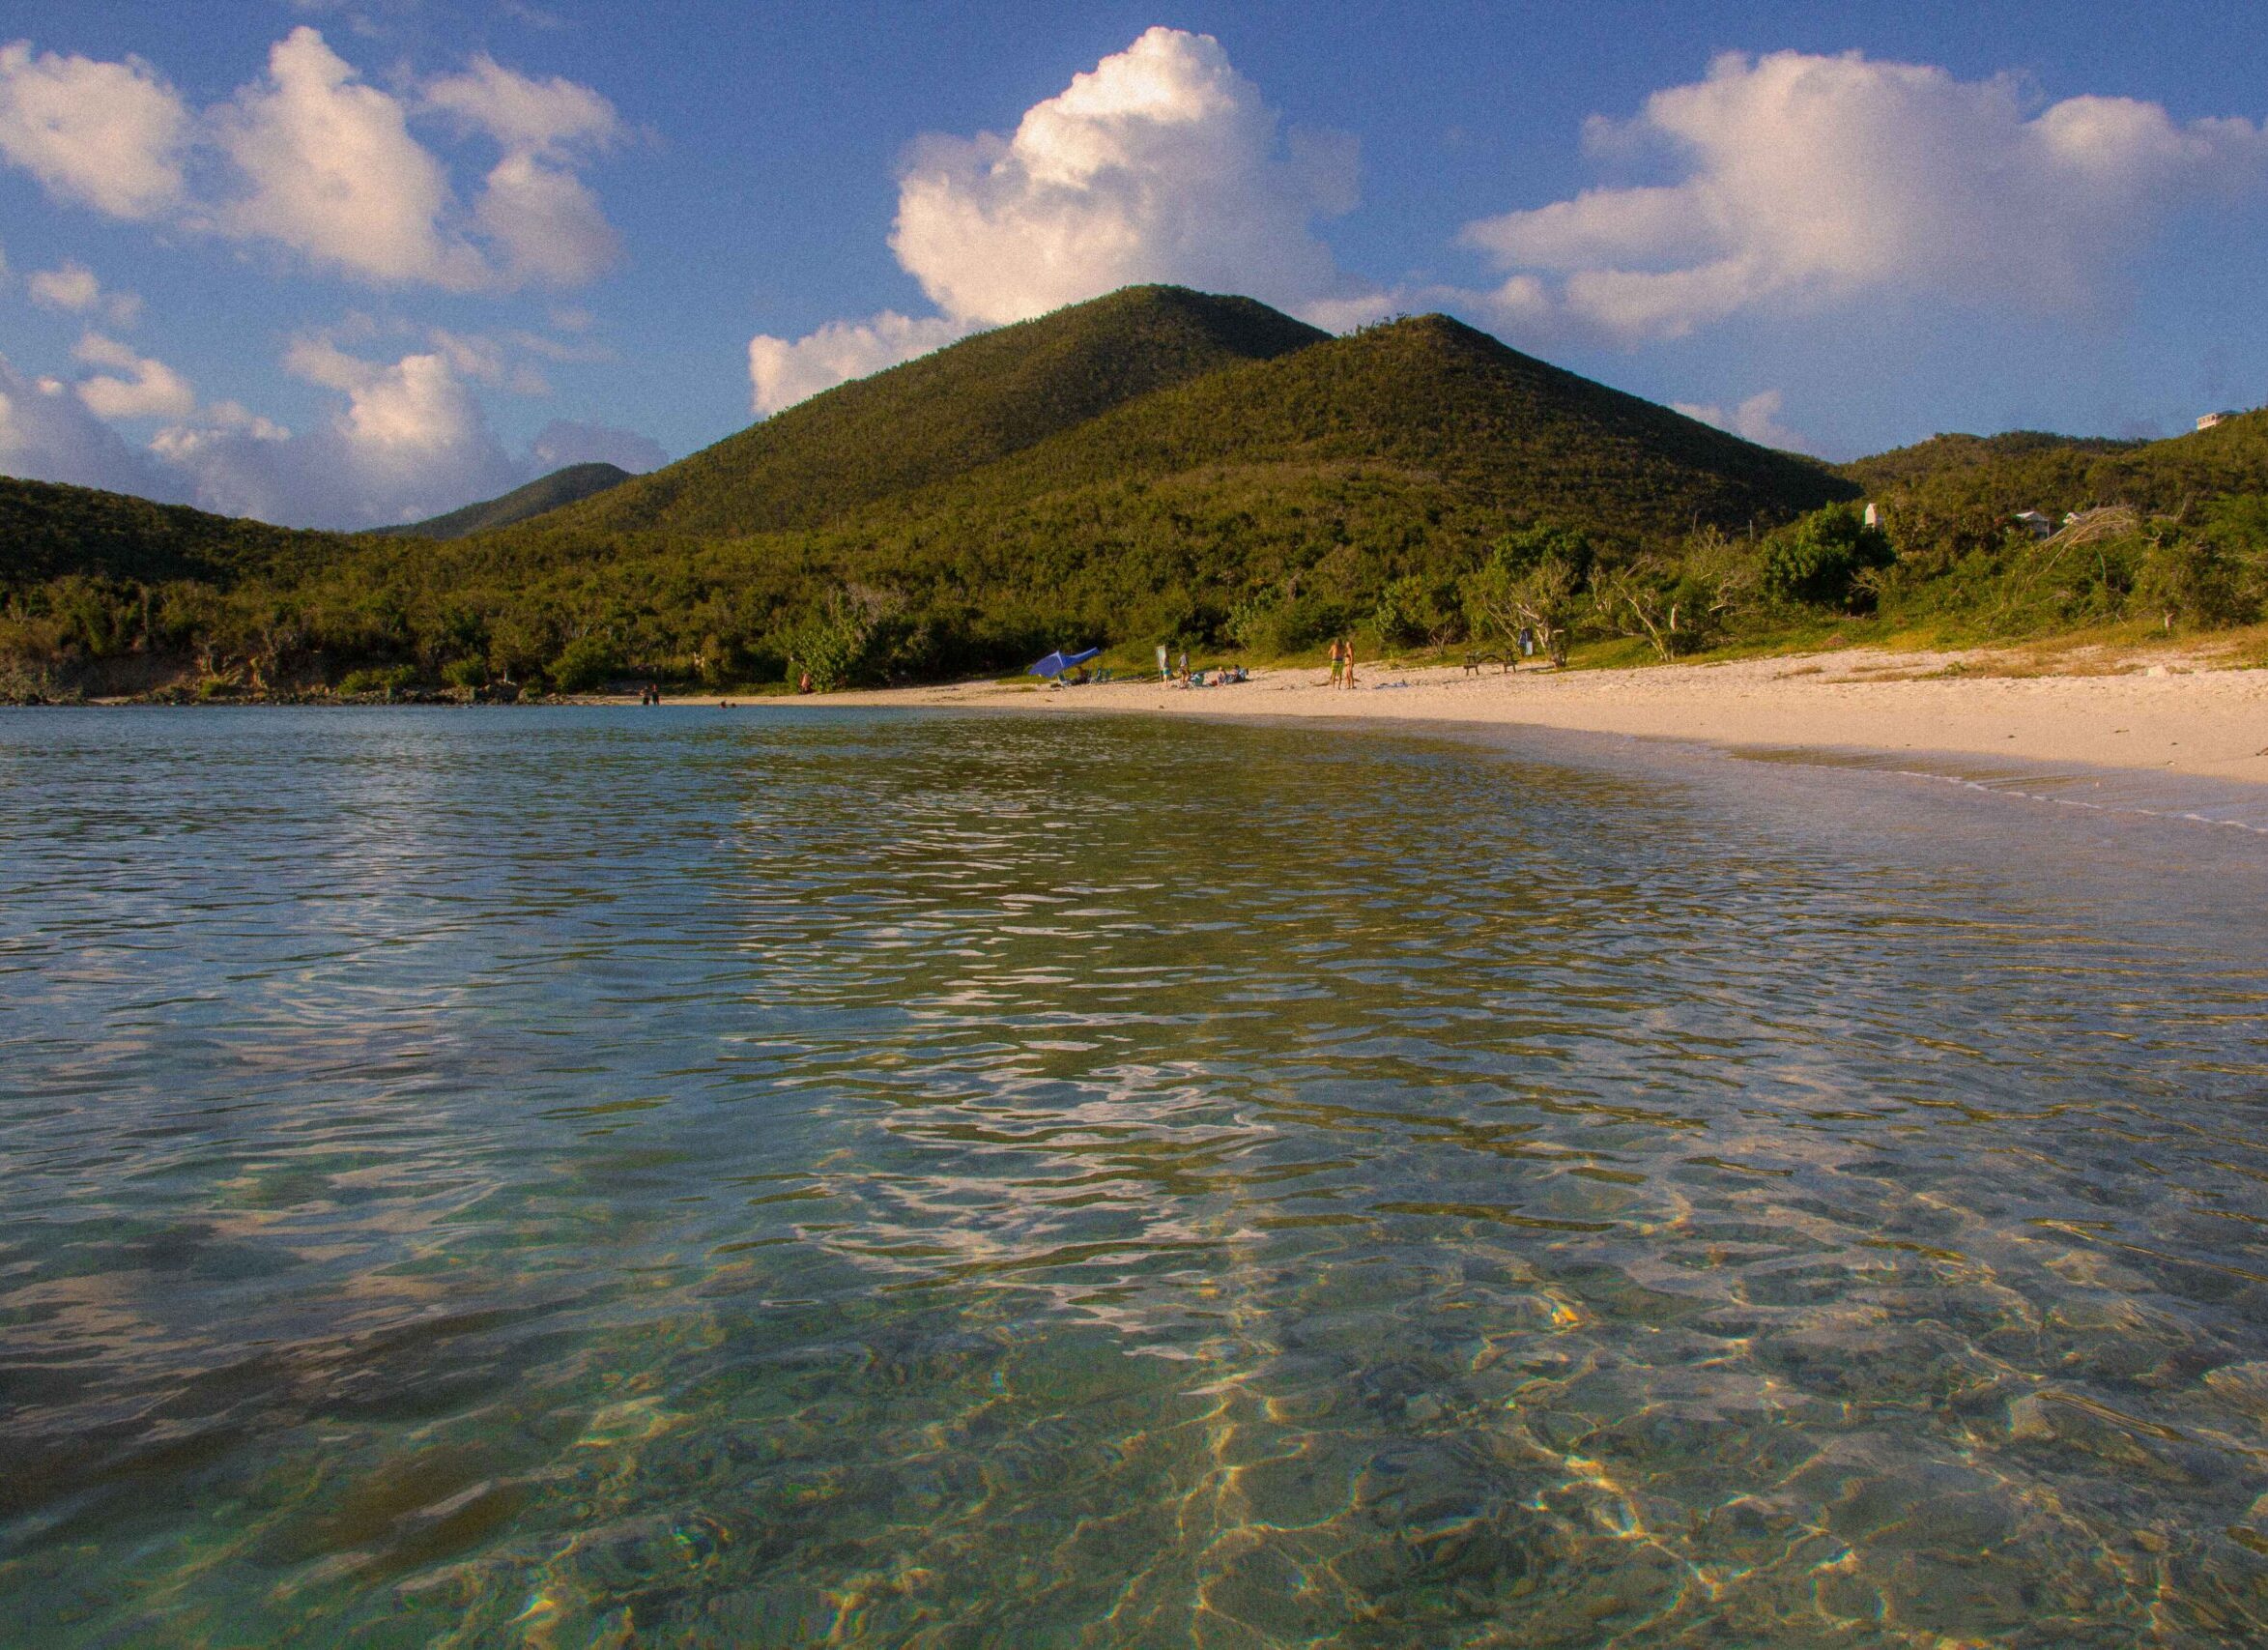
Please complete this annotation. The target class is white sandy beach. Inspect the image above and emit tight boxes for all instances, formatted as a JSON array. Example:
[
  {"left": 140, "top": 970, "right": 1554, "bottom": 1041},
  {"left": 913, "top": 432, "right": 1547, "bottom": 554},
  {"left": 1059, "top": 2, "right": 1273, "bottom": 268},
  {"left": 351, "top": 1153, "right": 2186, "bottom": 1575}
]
[{"left": 795, "top": 649, "right": 2268, "bottom": 786}]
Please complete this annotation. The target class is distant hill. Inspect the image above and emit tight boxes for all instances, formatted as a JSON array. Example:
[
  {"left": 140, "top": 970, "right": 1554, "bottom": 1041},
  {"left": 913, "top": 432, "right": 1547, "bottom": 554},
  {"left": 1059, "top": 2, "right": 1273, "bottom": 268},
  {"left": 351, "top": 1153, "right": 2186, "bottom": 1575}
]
[
  {"left": 0, "top": 475, "right": 356, "bottom": 586},
  {"left": 378, "top": 461, "right": 632, "bottom": 539},
  {"left": 1841, "top": 431, "right": 2142, "bottom": 493},
  {"left": 1841, "top": 412, "right": 2268, "bottom": 523}
]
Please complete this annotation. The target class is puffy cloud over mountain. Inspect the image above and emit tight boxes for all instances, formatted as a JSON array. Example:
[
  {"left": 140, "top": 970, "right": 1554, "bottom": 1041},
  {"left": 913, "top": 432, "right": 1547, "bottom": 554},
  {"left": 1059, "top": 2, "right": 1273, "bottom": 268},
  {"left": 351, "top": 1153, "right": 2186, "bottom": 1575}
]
[
  {"left": 749, "top": 27, "right": 1378, "bottom": 416},
  {"left": 891, "top": 27, "right": 1357, "bottom": 327},
  {"left": 0, "top": 355, "right": 178, "bottom": 498},
  {"left": 425, "top": 52, "right": 624, "bottom": 286},
  {"left": 749, "top": 311, "right": 969, "bottom": 419}
]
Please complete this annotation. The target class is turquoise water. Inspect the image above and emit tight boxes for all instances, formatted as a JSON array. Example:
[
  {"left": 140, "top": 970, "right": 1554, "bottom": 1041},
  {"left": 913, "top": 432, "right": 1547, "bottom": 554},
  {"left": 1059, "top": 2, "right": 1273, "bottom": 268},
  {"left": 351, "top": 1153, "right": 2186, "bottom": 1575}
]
[{"left": 2, "top": 707, "right": 2265, "bottom": 1647}]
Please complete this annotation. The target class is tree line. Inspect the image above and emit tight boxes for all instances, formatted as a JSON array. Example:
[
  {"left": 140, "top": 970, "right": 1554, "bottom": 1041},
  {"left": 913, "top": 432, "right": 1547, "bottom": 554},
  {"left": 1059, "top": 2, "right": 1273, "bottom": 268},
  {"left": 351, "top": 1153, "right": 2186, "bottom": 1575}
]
[{"left": 5, "top": 487, "right": 2263, "bottom": 703}]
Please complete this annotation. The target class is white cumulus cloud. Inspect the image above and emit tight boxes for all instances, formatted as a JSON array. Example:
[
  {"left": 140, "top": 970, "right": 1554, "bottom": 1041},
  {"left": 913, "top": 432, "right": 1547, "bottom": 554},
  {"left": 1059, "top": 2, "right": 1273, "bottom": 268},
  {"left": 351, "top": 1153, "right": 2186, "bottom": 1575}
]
[
  {"left": 893, "top": 26, "right": 1355, "bottom": 326},
  {"left": 1459, "top": 50, "right": 2268, "bottom": 342},
  {"left": 4, "top": 321, "right": 666, "bottom": 526},
  {"left": 72, "top": 331, "right": 195, "bottom": 420},
  {"left": 210, "top": 26, "right": 489, "bottom": 289},
  {"left": 470, "top": 149, "right": 619, "bottom": 286},
  {"left": 424, "top": 52, "right": 619, "bottom": 155},
  {"left": 28, "top": 259, "right": 142, "bottom": 325},
  {"left": 0, "top": 40, "right": 188, "bottom": 218},
  {"left": 0, "top": 355, "right": 179, "bottom": 496},
  {"left": 155, "top": 337, "right": 520, "bottom": 526},
  {"left": 141, "top": 337, "right": 663, "bottom": 527},
  {"left": 1671, "top": 388, "right": 1813, "bottom": 452},
  {"left": 426, "top": 53, "right": 624, "bottom": 285},
  {"left": 750, "top": 27, "right": 1373, "bottom": 415},
  {"left": 749, "top": 311, "right": 970, "bottom": 418},
  {"left": 0, "top": 28, "right": 621, "bottom": 292}
]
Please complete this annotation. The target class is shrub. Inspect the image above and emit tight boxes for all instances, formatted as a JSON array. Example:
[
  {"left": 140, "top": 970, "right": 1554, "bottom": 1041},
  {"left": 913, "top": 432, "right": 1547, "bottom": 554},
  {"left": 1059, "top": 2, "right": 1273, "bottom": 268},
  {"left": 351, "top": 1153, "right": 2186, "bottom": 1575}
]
[
  {"left": 1372, "top": 574, "right": 1456, "bottom": 649},
  {"left": 1761, "top": 503, "right": 1894, "bottom": 609},
  {"left": 1461, "top": 547, "right": 1582, "bottom": 665},
  {"left": 777, "top": 585, "right": 925, "bottom": 689},
  {"left": 2137, "top": 534, "right": 2266, "bottom": 628},
  {"left": 337, "top": 664, "right": 418, "bottom": 695},
  {"left": 1226, "top": 589, "right": 1345, "bottom": 655}
]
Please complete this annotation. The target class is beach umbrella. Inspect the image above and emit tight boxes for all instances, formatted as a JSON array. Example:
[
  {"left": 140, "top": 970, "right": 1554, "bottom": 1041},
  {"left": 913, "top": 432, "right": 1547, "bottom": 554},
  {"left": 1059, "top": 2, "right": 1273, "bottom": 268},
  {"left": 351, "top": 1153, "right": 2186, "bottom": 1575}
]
[{"left": 1027, "top": 647, "right": 1102, "bottom": 679}]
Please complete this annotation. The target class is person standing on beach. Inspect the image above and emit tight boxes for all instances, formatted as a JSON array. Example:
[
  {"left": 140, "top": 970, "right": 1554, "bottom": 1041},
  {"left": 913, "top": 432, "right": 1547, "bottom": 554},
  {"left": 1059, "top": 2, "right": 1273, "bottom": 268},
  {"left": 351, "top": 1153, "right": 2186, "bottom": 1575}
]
[
  {"left": 1340, "top": 637, "right": 1357, "bottom": 691},
  {"left": 1327, "top": 637, "right": 1344, "bottom": 689}
]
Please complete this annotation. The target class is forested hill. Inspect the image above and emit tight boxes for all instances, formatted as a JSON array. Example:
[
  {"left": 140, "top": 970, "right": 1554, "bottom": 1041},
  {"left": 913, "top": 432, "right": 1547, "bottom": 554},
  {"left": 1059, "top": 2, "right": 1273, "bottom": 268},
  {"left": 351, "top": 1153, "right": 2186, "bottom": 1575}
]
[
  {"left": 1840, "top": 414, "right": 2268, "bottom": 520},
  {"left": 832, "top": 312, "right": 1857, "bottom": 544},
  {"left": 540, "top": 285, "right": 1330, "bottom": 539},
  {"left": 379, "top": 462, "right": 631, "bottom": 539},
  {"left": 0, "top": 476, "right": 359, "bottom": 586},
  {"left": 482, "top": 304, "right": 1859, "bottom": 574}
]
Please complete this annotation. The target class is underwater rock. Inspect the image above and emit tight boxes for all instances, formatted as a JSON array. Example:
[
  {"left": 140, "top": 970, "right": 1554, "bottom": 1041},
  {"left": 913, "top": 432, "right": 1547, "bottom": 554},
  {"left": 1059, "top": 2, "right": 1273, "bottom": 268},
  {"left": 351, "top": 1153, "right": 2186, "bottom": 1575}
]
[
  {"left": 2203, "top": 1361, "right": 2268, "bottom": 1422},
  {"left": 2005, "top": 1393, "right": 2194, "bottom": 1482}
]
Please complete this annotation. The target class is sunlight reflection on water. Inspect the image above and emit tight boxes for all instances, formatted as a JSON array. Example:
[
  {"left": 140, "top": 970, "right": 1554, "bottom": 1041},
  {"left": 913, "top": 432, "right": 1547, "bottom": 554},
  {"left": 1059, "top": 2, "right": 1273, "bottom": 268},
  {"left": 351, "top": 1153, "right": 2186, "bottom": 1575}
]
[{"left": 1, "top": 707, "right": 2264, "bottom": 1646}]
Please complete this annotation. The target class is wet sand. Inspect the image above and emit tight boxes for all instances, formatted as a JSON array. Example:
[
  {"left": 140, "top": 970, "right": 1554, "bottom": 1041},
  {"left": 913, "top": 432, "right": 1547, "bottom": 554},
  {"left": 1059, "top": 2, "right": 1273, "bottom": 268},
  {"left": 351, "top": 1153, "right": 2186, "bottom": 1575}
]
[{"left": 773, "top": 650, "right": 2268, "bottom": 787}]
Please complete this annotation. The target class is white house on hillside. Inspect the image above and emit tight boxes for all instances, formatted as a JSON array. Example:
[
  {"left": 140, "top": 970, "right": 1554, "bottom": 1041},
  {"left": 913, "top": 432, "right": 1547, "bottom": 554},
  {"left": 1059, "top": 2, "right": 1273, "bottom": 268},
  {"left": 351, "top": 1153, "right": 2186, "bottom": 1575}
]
[
  {"left": 2196, "top": 411, "right": 2239, "bottom": 431},
  {"left": 2013, "top": 510, "right": 2055, "bottom": 539}
]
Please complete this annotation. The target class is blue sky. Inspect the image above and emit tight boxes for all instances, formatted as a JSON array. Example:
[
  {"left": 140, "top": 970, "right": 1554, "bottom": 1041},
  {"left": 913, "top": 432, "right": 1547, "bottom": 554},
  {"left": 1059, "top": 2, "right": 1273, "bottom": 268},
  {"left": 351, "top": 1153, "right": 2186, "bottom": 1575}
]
[{"left": 3, "top": 0, "right": 2264, "bottom": 527}]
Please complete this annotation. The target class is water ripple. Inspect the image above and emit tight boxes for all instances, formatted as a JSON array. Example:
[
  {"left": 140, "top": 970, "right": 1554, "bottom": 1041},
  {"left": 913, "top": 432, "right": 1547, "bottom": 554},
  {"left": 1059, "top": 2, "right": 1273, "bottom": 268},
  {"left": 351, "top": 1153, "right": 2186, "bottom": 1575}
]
[{"left": 1, "top": 707, "right": 2263, "bottom": 1646}]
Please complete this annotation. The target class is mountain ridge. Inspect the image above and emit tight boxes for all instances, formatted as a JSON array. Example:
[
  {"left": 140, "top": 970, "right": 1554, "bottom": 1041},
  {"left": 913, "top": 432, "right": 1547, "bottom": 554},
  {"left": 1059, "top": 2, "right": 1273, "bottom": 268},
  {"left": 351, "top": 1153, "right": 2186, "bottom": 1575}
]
[
  {"left": 536, "top": 285, "right": 1330, "bottom": 541},
  {"left": 376, "top": 461, "right": 632, "bottom": 540}
]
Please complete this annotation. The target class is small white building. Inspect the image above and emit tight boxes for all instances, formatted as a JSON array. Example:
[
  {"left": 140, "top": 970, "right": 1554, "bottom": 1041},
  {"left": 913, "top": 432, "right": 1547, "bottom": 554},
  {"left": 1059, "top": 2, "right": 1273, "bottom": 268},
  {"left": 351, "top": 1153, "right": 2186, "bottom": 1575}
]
[
  {"left": 2013, "top": 510, "right": 2055, "bottom": 539},
  {"left": 1862, "top": 502, "right": 1880, "bottom": 529},
  {"left": 2196, "top": 411, "right": 2239, "bottom": 431}
]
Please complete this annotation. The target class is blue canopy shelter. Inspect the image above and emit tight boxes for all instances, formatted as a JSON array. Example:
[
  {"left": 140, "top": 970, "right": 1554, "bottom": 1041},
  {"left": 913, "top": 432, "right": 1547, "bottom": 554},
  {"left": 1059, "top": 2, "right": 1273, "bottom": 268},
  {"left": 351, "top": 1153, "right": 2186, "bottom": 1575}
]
[{"left": 1027, "top": 647, "right": 1102, "bottom": 680}]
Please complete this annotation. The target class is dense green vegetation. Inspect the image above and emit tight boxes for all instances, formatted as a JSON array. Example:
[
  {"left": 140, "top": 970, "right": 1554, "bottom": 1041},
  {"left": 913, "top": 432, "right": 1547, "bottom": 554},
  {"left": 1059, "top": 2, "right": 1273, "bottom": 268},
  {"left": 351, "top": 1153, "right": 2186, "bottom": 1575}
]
[
  {"left": 0, "top": 477, "right": 351, "bottom": 586},
  {"left": 3, "top": 285, "right": 2263, "bottom": 702},
  {"left": 549, "top": 285, "right": 1330, "bottom": 539},
  {"left": 376, "top": 461, "right": 631, "bottom": 539}
]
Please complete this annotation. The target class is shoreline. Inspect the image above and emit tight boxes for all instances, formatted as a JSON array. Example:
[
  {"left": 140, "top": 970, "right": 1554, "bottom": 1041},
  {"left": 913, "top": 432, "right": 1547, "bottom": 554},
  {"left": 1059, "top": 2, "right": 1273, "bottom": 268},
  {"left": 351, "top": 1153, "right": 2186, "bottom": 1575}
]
[
  {"left": 783, "top": 649, "right": 2268, "bottom": 788},
  {"left": 30, "top": 646, "right": 2264, "bottom": 792}
]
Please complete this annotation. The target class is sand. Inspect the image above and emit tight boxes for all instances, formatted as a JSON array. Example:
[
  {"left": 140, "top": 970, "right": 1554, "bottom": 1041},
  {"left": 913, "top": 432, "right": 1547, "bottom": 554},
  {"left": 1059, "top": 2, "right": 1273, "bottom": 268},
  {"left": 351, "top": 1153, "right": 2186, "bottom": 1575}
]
[{"left": 790, "top": 649, "right": 2268, "bottom": 786}]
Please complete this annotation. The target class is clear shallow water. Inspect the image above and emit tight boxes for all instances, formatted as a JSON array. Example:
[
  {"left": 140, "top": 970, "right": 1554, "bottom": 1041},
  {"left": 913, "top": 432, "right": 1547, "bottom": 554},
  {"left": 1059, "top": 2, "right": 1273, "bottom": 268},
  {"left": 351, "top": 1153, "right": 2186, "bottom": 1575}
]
[{"left": 2, "top": 707, "right": 2265, "bottom": 1648}]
